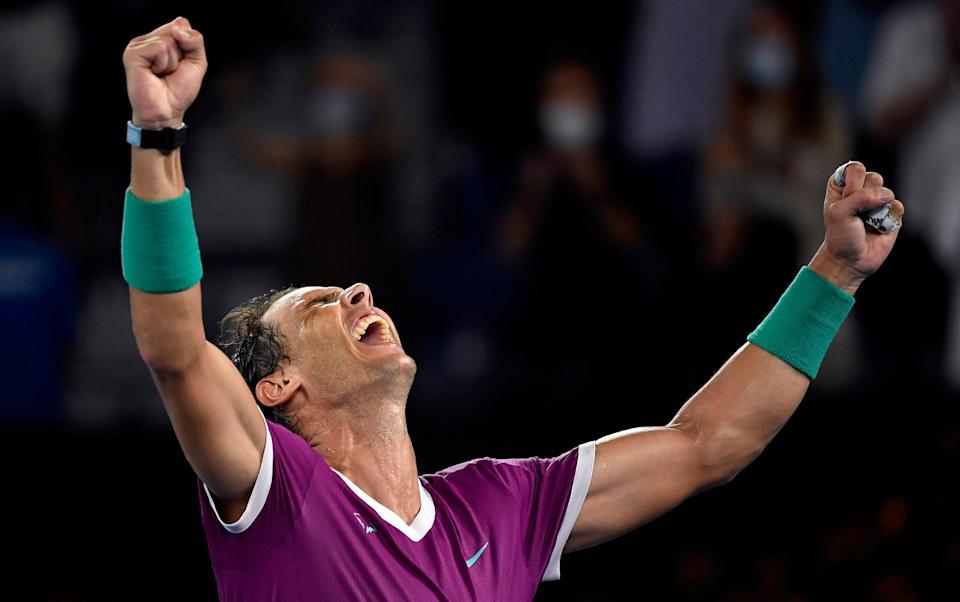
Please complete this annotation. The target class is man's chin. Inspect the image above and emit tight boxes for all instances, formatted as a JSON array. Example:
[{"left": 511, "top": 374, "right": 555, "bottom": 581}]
[
  {"left": 387, "top": 350, "right": 416, "bottom": 374},
  {"left": 369, "top": 352, "right": 417, "bottom": 391}
]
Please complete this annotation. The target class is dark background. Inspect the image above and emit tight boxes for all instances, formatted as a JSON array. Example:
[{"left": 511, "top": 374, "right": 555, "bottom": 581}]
[{"left": 3, "top": 0, "right": 959, "bottom": 599}]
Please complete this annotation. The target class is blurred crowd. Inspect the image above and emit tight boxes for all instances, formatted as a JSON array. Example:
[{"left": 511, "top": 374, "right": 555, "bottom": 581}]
[{"left": 2, "top": 0, "right": 958, "bottom": 599}]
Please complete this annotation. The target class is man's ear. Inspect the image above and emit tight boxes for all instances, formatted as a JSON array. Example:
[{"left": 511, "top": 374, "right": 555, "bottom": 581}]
[{"left": 255, "top": 369, "right": 303, "bottom": 409}]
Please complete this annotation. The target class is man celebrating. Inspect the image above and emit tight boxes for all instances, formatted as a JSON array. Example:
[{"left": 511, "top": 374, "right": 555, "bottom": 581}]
[{"left": 122, "top": 18, "right": 904, "bottom": 601}]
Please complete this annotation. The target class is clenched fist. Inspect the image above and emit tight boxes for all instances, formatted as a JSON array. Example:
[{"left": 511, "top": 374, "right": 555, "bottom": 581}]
[
  {"left": 123, "top": 17, "right": 207, "bottom": 130},
  {"left": 809, "top": 161, "right": 905, "bottom": 295}
]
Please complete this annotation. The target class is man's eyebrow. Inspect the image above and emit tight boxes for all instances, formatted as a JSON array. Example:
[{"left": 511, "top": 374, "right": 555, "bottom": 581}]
[{"left": 299, "top": 290, "right": 342, "bottom": 313}]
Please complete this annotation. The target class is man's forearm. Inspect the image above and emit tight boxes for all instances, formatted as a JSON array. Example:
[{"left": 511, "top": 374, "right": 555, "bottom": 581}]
[
  {"left": 127, "top": 146, "right": 205, "bottom": 373},
  {"left": 669, "top": 258, "right": 854, "bottom": 483},
  {"left": 668, "top": 342, "right": 809, "bottom": 484}
]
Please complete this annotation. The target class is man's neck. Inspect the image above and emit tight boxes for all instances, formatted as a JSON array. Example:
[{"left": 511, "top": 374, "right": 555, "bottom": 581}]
[{"left": 297, "top": 393, "right": 421, "bottom": 524}]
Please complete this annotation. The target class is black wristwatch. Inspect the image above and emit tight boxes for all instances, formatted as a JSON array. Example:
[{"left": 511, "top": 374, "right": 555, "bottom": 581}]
[{"left": 126, "top": 120, "right": 188, "bottom": 154}]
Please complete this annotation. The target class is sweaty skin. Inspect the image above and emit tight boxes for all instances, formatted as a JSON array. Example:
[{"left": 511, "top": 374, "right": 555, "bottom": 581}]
[
  {"left": 255, "top": 284, "right": 420, "bottom": 524},
  {"left": 125, "top": 17, "right": 904, "bottom": 562}
]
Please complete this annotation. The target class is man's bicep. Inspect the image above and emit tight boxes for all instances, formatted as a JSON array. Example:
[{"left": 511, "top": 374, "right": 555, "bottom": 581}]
[
  {"left": 153, "top": 340, "right": 265, "bottom": 505},
  {"left": 565, "top": 426, "right": 707, "bottom": 551}
]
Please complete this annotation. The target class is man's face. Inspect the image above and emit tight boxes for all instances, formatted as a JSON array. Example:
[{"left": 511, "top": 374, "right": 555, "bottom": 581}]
[{"left": 262, "top": 283, "right": 415, "bottom": 404}]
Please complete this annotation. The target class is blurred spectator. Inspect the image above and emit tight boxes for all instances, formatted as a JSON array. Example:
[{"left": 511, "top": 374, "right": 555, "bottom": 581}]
[
  {"left": 860, "top": 0, "right": 960, "bottom": 389},
  {"left": 697, "top": 3, "right": 855, "bottom": 387},
  {"left": 238, "top": 54, "right": 403, "bottom": 294},
  {"left": 705, "top": 3, "right": 850, "bottom": 261},
  {"left": 305, "top": 0, "right": 439, "bottom": 247},
  {"left": 497, "top": 62, "right": 642, "bottom": 260},
  {"left": 493, "top": 61, "right": 671, "bottom": 436}
]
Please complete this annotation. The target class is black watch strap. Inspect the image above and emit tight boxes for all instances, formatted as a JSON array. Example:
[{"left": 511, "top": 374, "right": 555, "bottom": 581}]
[{"left": 126, "top": 121, "right": 188, "bottom": 153}]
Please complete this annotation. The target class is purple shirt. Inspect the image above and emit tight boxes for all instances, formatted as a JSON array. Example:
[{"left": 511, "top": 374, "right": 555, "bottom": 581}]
[{"left": 198, "top": 416, "right": 596, "bottom": 601}]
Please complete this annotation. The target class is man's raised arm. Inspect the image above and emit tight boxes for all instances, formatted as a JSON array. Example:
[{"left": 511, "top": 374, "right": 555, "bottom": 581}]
[
  {"left": 566, "top": 163, "right": 905, "bottom": 551},
  {"left": 123, "top": 17, "right": 264, "bottom": 522}
]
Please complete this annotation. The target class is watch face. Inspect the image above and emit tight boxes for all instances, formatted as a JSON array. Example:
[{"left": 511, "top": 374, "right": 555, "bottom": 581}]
[{"left": 126, "top": 121, "right": 143, "bottom": 147}]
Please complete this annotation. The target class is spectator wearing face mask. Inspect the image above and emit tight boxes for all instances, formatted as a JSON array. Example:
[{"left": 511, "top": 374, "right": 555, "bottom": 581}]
[
  {"left": 238, "top": 54, "right": 401, "bottom": 291},
  {"left": 498, "top": 62, "right": 642, "bottom": 262},
  {"left": 494, "top": 61, "right": 672, "bottom": 432},
  {"left": 705, "top": 4, "right": 851, "bottom": 262},
  {"left": 697, "top": 3, "right": 854, "bottom": 385}
]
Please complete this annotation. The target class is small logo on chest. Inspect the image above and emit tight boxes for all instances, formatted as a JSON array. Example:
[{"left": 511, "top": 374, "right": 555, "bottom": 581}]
[
  {"left": 465, "top": 542, "right": 489, "bottom": 568},
  {"left": 353, "top": 512, "right": 378, "bottom": 534}
]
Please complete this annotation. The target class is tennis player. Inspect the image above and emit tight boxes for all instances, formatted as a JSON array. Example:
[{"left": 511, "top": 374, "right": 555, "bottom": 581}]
[{"left": 122, "top": 18, "right": 904, "bottom": 601}]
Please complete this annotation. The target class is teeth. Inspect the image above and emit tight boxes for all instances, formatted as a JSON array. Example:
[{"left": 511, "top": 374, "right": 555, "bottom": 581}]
[{"left": 352, "top": 315, "right": 393, "bottom": 343}]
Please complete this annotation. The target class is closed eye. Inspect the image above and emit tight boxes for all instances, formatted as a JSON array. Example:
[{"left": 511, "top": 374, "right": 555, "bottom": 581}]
[
  {"left": 308, "top": 292, "right": 340, "bottom": 308},
  {"left": 300, "top": 290, "right": 342, "bottom": 318}
]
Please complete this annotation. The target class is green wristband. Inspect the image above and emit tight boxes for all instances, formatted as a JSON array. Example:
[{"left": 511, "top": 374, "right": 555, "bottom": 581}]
[
  {"left": 747, "top": 266, "right": 855, "bottom": 379},
  {"left": 121, "top": 187, "right": 203, "bottom": 293}
]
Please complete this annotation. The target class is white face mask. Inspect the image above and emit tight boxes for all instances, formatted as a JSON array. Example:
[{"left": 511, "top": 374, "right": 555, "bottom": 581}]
[
  {"left": 740, "top": 36, "right": 797, "bottom": 93},
  {"left": 538, "top": 99, "right": 603, "bottom": 152}
]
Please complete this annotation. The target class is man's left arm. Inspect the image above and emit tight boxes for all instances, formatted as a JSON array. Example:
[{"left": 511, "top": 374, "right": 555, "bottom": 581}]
[{"left": 566, "top": 163, "right": 904, "bottom": 551}]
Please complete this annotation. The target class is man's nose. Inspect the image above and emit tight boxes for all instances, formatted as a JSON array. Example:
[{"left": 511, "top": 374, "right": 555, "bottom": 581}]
[{"left": 341, "top": 283, "right": 373, "bottom": 309}]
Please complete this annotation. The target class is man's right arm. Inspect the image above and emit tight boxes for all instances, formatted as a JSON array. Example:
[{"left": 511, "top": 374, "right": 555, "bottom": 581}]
[{"left": 124, "top": 17, "right": 264, "bottom": 521}]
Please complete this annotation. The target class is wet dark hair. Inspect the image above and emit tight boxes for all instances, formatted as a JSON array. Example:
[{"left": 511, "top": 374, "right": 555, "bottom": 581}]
[{"left": 217, "top": 286, "right": 299, "bottom": 432}]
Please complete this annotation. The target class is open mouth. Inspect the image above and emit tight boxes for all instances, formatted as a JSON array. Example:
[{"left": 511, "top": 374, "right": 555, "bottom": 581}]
[{"left": 351, "top": 314, "right": 396, "bottom": 346}]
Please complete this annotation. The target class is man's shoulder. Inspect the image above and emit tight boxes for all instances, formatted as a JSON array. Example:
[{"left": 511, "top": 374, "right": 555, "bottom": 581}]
[
  {"left": 422, "top": 448, "right": 579, "bottom": 490},
  {"left": 425, "top": 455, "right": 529, "bottom": 479}
]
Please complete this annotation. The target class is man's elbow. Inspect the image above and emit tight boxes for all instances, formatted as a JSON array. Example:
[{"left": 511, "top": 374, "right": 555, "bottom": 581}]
[
  {"left": 691, "top": 430, "right": 768, "bottom": 490},
  {"left": 134, "top": 333, "right": 205, "bottom": 376},
  {"left": 138, "top": 349, "right": 197, "bottom": 377}
]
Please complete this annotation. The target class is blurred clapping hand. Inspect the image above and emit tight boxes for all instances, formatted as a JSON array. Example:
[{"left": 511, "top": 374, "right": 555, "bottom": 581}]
[{"left": 498, "top": 62, "right": 640, "bottom": 260}]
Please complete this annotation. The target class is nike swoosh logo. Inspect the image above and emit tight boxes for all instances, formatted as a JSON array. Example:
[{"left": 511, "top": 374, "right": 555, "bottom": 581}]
[{"left": 465, "top": 542, "right": 489, "bottom": 568}]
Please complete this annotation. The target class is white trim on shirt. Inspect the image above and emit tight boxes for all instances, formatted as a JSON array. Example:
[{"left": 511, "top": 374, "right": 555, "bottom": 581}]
[
  {"left": 202, "top": 410, "right": 274, "bottom": 534},
  {"left": 542, "top": 441, "right": 597, "bottom": 582},
  {"left": 200, "top": 414, "right": 596, "bottom": 565},
  {"left": 330, "top": 467, "right": 436, "bottom": 542}
]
